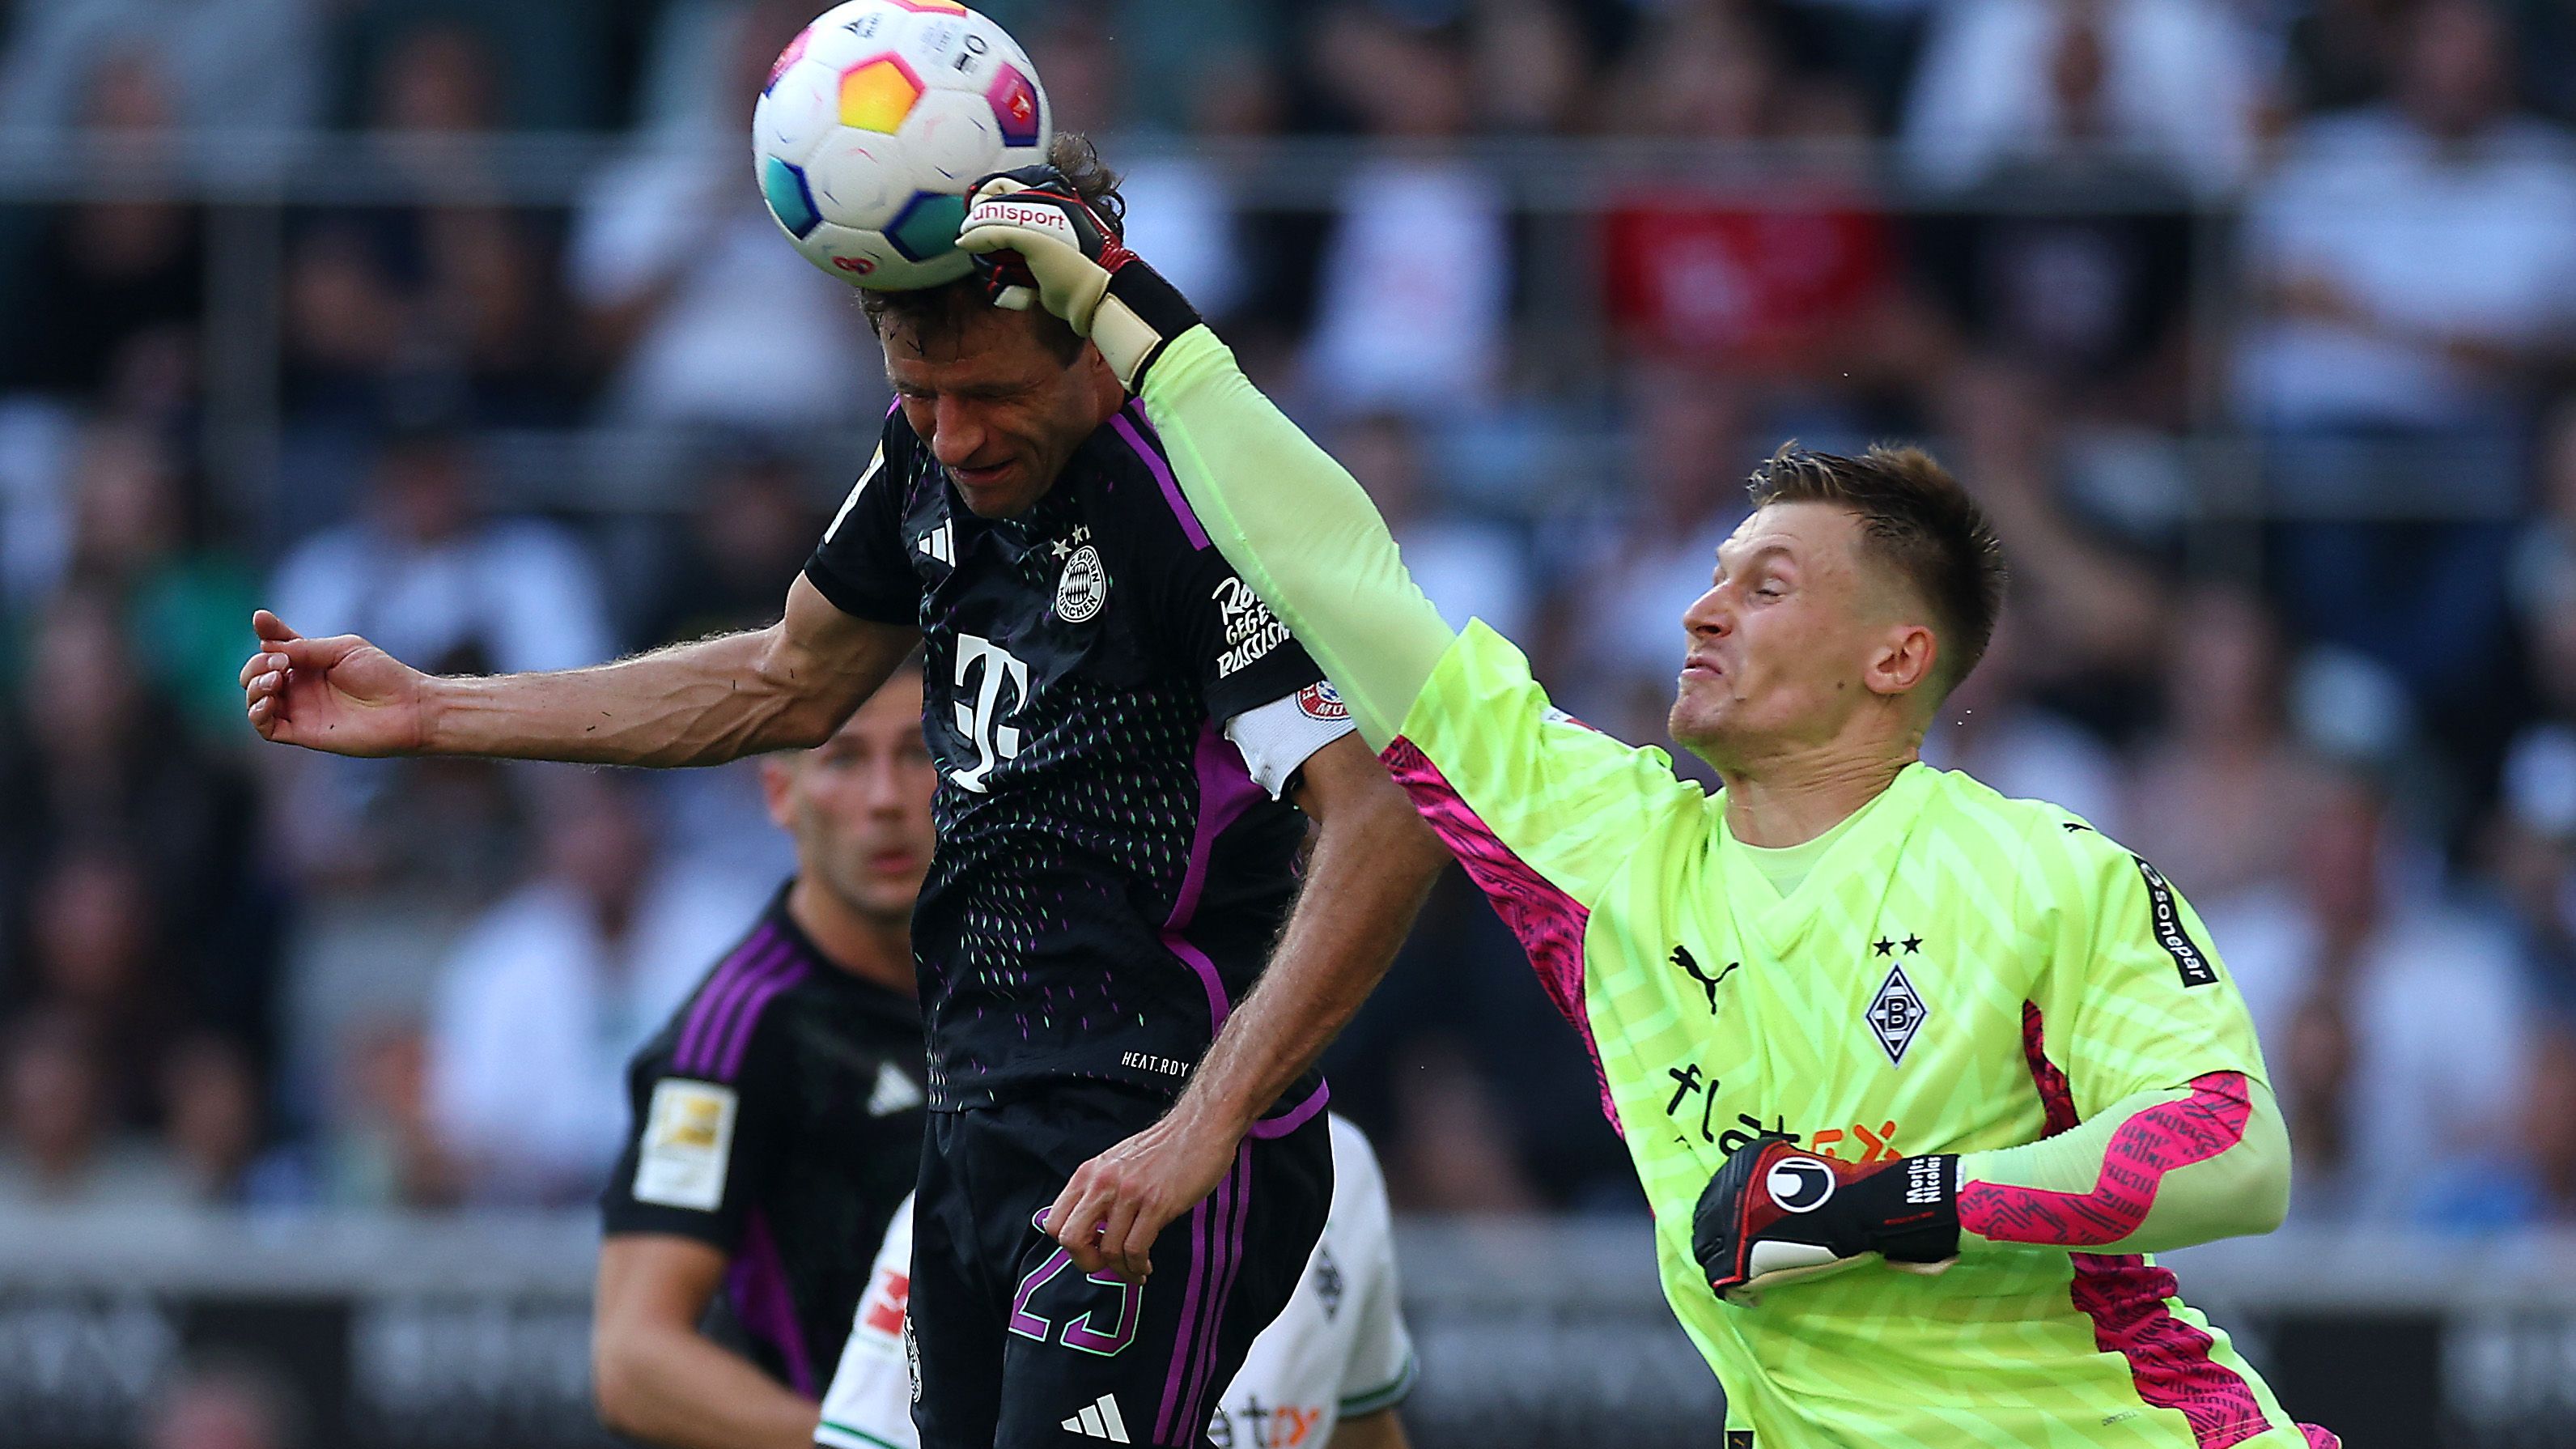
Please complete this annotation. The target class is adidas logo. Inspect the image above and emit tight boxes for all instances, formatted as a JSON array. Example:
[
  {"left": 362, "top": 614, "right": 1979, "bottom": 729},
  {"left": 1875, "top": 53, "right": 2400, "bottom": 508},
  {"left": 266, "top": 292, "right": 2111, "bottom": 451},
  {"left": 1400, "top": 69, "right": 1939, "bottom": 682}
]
[
  {"left": 868, "top": 1062, "right": 924, "bottom": 1118},
  {"left": 917, "top": 521, "right": 955, "bottom": 566},
  {"left": 1060, "top": 1393, "right": 1130, "bottom": 1443}
]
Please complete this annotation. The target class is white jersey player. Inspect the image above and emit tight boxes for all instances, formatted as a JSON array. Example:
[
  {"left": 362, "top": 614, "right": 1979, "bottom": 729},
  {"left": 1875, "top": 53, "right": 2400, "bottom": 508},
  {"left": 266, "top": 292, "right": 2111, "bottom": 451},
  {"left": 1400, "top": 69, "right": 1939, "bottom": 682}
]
[{"left": 818, "top": 1115, "right": 1417, "bottom": 1449}]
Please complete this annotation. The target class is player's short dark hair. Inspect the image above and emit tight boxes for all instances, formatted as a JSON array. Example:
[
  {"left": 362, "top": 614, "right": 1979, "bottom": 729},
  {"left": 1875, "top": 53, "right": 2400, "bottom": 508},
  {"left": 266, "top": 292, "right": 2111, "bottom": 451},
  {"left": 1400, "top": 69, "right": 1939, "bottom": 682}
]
[
  {"left": 859, "top": 133, "right": 1124, "bottom": 365},
  {"left": 1745, "top": 443, "right": 2007, "bottom": 699}
]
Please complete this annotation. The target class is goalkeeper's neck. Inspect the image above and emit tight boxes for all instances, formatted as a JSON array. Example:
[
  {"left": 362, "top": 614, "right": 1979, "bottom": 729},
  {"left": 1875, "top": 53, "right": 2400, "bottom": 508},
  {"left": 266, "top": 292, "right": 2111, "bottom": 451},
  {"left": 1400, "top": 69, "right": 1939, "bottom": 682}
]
[{"left": 1710, "top": 741, "right": 1920, "bottom": 849}]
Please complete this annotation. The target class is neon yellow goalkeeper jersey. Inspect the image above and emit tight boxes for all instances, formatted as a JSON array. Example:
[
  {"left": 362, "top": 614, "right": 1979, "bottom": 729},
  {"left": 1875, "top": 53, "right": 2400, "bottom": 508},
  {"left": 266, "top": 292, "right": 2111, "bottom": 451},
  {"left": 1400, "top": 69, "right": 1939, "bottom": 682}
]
[
  {"left": 1386, "top": 625, "right": 2302, "bottom": 1449},
  {"left": 1132, "top": 325, "right": 2312, "bottom": 1448}
]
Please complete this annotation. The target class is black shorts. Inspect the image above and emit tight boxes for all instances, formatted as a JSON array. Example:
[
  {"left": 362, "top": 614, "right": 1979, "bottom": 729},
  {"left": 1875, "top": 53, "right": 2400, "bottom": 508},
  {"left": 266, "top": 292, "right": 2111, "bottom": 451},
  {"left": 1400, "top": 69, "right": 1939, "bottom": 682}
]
[{"left": 907, "top": 1082, "right": 1332, "bottom": 1449}]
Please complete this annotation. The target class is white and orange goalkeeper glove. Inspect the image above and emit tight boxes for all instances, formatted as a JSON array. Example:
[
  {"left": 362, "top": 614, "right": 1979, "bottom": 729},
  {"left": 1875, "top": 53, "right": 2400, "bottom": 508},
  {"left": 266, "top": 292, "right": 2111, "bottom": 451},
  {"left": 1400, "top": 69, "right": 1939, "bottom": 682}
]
[{"left": 954, "top": 165, "right": 1202, "bottom": 392}]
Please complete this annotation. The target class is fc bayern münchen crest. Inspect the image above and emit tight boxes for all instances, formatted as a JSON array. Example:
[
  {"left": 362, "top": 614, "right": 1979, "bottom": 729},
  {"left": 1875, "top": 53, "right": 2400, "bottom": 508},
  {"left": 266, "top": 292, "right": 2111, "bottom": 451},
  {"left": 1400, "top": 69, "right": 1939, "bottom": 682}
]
[{"left": 1055, "top": 544, "right": 1107, "bottom": 622}]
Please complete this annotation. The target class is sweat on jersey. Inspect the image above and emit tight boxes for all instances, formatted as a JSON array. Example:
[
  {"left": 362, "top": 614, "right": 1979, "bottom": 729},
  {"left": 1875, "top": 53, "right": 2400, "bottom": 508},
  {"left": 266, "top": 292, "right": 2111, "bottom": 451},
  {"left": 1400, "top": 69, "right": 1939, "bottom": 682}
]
[
  {"left": 601, "top": 890, "right": 928, "bottom": 1396},
  {"left": 815, "top": 1115, "right": 1416, "bottom": 1449},
  {"left": 1131, "top": 324, "right": 2330, "bottom": 1449},
  {"left": 802, "top": 401, "right": 1347, "bottom": 1114}
]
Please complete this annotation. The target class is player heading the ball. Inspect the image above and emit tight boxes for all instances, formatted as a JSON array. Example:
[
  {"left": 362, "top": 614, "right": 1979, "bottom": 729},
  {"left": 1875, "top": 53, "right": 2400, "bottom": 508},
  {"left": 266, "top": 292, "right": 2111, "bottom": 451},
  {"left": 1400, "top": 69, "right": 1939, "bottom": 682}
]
[{"left": 240, "top": 128, "right": 1450, "bottom": 1449}]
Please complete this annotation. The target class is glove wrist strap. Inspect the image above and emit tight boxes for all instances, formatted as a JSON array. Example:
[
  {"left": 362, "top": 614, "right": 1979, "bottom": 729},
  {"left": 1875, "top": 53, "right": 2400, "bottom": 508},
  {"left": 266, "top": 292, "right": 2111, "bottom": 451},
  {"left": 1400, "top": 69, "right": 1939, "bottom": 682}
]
[
  {"left": 1857, "top": 1154, "right": 1962, "bottom": 1264},
  {"left": 1100, "top": 261, "right": 1202, "bottom": 392}
]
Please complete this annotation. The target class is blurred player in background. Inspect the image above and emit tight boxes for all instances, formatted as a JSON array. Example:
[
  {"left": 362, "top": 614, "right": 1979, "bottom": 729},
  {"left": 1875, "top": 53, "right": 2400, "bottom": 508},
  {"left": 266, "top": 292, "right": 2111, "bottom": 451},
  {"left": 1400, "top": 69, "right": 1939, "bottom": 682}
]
[
  {"left": 240, "top": 133, "right": 1447, "bottom": 1449},
  {"left": 817, "top": 1112, "right": 1417, "bottom": 1449},
  {"left": 960, "top": 173, "right": 2339, "bottom": 1447},
  {"left": 593, "top": 665, "right": 932, "bottom": 1449}
]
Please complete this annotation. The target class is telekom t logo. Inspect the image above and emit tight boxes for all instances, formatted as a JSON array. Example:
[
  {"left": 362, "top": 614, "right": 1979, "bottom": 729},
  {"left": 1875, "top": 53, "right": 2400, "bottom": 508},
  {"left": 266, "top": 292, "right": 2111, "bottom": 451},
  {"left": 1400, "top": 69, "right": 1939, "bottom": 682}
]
[{"left": 950, "top": 632, "right": 1029, "bottom": 793}]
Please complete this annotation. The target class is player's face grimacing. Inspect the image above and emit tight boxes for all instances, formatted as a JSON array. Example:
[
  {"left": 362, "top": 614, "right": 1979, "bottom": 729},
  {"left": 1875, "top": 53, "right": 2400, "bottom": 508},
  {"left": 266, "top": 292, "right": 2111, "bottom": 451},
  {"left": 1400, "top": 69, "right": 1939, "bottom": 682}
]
[
  {"left": 881, "top": 304, "right": 1124, "bottom": 520},
  {"left": 763, "top": 673, "right": 938, "bottom": 925},
  {"left": 1669, "top": 501, "right": 1940, "bottom": 767}
]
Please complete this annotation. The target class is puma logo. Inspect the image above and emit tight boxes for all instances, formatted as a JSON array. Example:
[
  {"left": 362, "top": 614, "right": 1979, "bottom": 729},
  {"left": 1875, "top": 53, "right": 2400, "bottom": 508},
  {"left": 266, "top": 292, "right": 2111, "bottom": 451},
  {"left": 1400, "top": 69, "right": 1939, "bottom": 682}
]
[{"left": 1673, "top": 945, "right": 1739, "bottom": 1013}]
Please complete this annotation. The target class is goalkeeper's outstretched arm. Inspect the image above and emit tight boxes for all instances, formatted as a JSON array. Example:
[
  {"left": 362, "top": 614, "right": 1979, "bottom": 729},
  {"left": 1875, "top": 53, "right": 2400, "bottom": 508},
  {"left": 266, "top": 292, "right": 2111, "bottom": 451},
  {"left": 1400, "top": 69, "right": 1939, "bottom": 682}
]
[
  {"left": 1137, "top": 330, "right": 1454, "bottom": 750},
  {"left": 1693, "top": 1072, "right": 2290, "bottom": 1302},
  {"left": 1954, "top": 1073, "right": 2290, "bottom": 1255},
  {"left": 957, "top": 171, "right": 1453, "bottom": 749}
]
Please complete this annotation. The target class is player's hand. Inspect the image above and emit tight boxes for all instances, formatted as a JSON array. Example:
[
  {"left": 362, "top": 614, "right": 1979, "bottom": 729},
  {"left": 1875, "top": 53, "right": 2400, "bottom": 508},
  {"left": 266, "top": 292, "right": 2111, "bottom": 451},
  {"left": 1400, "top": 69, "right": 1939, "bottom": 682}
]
[
  {"left": 239, "top": 609, "right": 432, "bottom": 756},
  {"left": 1691, "top": 1136, "right": 1962, "bottom": 1306},
  {"left": 1043, "top": 1103, "right": 1241, "bottom": 1285},
  {"left": 956, "top": 168, "right": 1202, "bottom": 393}
]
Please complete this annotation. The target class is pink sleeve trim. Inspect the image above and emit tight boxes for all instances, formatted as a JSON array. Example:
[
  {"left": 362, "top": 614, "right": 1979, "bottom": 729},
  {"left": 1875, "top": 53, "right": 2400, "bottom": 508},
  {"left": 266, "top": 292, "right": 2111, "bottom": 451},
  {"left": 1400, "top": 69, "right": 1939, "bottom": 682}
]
[
  {"left": 2015, "top": 1007, "right": 2281, "bottom": 1449},
  {"left": 1379, "top": 737, "right": 1619, "bottom": 1134},
  {"left": 1958, "top": 1071, "right": 2255, "bottom": 1247}
]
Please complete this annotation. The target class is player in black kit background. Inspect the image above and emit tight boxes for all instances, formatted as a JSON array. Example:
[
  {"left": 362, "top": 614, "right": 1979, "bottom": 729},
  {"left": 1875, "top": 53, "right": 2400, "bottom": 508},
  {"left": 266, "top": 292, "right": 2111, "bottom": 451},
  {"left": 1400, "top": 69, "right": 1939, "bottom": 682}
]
[
  {"left": 592, "top": 668, "right": 934, "bottom": 1449},
  {"left": 236, "top": 134, "right": 1449, "bottom": 1449}
]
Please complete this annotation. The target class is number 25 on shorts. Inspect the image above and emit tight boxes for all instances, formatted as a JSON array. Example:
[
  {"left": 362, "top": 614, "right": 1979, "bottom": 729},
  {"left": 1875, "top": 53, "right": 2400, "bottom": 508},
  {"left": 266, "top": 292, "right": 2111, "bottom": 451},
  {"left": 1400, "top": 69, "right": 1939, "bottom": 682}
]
[{"left": 1011, "top": 1209, "right": 1144, "bottom": 1356}]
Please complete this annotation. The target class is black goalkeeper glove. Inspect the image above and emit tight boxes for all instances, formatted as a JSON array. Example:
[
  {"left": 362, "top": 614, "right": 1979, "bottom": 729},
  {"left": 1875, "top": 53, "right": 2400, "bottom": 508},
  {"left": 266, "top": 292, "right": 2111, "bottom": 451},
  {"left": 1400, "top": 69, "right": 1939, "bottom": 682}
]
[
  {"left": 1691, "top": 1135, "right": 1962, "bottom": 1305},
  {"left": 953, "top": 165, "right": 1203, "bottom": 393}
]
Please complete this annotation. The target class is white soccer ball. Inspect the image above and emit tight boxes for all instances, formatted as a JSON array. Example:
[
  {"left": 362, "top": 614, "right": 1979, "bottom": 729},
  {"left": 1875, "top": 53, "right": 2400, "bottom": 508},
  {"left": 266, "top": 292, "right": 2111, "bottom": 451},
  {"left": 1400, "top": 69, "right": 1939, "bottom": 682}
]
[{"left": 752, "top": 0, "right": 1052, "bottom": 291}]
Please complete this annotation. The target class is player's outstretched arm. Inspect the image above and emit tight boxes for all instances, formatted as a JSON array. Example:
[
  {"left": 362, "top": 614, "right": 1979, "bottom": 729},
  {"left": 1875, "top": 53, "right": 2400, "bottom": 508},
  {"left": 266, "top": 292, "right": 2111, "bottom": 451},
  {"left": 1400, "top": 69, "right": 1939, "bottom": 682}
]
[
  {"left": 1692, "top": 1078, "right": 2290, "bottom": 1303},
  {"left": 1964, "top": 819, "right": 2292, "bottom": 1256},
  {"left": 956, "top": 172, "right": 1451, "bottom": 750},
  {"left": 1042, "top": 735, "right": 1449, "bottom": 1283},
  {"left": 593, "top": 1234, "right": 821, "bottom": 1449},
  {"left": 240, "top": 578, "right": 916, "bottom": 767},
  {"left": 1952, "top": 1073, "right": 2290, "bottom": 1253}
]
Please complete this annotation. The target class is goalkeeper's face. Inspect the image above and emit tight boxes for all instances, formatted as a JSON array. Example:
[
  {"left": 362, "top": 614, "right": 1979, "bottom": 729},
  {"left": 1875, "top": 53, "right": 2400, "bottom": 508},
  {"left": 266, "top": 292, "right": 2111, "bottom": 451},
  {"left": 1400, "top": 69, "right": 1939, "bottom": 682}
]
[
  {"left": 882, "top": 302, "right": 1122, "bottom": 519},
  {"left": 1670, "top": 502, "right": 1941, "bottom": 767}
]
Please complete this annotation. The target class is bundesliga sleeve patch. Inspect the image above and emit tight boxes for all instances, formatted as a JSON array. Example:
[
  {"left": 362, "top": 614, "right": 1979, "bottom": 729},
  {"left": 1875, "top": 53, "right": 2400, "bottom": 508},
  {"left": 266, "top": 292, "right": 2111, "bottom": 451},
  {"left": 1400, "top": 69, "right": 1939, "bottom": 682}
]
[
  {"left": 2132, "top": 855, "right": 2219, "bottom": 988},
  {"left": 633, "top": 1078, "right": 739, "bottom": 1211}
]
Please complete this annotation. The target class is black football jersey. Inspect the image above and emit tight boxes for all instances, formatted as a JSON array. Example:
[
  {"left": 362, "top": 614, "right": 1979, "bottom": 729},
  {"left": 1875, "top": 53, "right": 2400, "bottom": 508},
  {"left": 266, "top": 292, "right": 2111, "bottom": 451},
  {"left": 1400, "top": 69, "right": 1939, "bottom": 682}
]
[
  {"left": 601, "top": 891, "right": 927, "bottom": 1395},
  {"left": 803, "top": 398, "right": 1327, "bottom": 1111}
]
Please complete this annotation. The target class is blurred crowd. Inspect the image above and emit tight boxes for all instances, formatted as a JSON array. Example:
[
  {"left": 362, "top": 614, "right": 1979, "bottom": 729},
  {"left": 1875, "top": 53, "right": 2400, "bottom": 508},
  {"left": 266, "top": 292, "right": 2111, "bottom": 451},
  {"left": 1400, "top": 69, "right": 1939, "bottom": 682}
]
[{"left": 1, "top": 0, "right": 2575, "bottom": 1259}]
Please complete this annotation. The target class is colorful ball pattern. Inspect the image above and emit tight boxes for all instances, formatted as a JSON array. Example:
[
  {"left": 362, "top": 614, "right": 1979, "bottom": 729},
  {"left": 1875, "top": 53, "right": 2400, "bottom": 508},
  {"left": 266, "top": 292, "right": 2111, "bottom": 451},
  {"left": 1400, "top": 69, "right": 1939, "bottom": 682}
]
[{"left": 752, "top": 0, "right": 1051, "bottom": 291}]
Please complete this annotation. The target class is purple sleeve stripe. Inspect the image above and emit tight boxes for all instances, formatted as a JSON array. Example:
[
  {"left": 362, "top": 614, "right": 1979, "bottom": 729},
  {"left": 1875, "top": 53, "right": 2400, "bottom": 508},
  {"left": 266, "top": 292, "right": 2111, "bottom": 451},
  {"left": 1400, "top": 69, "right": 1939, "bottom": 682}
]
[
  {"left": 1247, "top": 1081, "right": 1329, "bottom": 1140},
  {"left": 713, "top": 962, "right": 813, "bottom": 1082},
  {"left": 684, "top": 941, "right": 796, "bottom": 1077},
  {"left": 1110, "top": 406, "right": 1211, "bottom": 551},
  {"left": 674, "top": 928, "right": 789, "bottom": 1073}
]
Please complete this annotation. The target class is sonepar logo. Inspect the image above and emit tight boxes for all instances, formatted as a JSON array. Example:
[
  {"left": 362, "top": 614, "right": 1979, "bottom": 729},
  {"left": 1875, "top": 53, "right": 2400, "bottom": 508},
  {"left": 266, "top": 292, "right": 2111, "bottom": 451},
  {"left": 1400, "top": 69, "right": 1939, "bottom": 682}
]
[{"left": 2131, "top": 855, "right": 2218, "bottom": 988}]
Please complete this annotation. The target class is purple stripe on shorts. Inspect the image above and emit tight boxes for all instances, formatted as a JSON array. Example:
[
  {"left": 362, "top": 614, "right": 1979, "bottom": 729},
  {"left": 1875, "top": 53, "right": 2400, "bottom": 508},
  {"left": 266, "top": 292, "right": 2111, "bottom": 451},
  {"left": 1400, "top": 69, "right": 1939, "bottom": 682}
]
[
  {"left": 681, "top": 938, "right": 796, "bottom": 1077},
  {"left": 1163, "top": 1153, "right": 1237, "bottom": 1445},
  {"left": 1180, "top": 1147, "right": 1254, "bottom": 1439},
  {"left": 1110, "top": 406, "right": 1210, "bottom": 551},
  {"left": 715, "top": 960, "right": 813, "bottom": 1081},
  {"left": 1156, "top": 1188, "right": 1216, "bottom": 1442},
  {"left": 1248, "top": 1081, "right": 1329, "bottom": 1140},
  {"left": 674, "top": 928, "right": 787, "bottom": 1072}
]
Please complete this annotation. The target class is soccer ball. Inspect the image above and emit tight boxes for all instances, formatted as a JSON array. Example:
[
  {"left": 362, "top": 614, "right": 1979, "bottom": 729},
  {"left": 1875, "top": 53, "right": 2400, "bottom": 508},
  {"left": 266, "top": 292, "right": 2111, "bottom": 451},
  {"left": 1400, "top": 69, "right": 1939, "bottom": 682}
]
[{"left": 752, "top": 0, "right": 1051, "bottom": 291}]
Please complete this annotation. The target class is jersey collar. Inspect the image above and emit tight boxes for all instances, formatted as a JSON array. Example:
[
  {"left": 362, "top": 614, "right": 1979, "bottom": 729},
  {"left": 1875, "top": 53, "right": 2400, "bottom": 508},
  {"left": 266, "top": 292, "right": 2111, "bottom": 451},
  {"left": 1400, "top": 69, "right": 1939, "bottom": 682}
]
[
  {"left": 1714, "top": 761, "right": 1937, "bottom": 951},
  {"left": 765, "top": 881, "right": 923, "bottom": 1026}
]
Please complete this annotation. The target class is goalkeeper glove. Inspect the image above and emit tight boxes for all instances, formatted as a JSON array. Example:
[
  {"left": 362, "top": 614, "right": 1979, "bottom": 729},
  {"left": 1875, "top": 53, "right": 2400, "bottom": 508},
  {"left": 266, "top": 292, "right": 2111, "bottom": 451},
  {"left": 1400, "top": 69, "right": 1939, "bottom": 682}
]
[
  {"left": 1691, "top": 1135, "right": 1962, "bottom": 1305},
  {"left": 954, "top": 167, "right": 1203, "bottom": 393}
]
